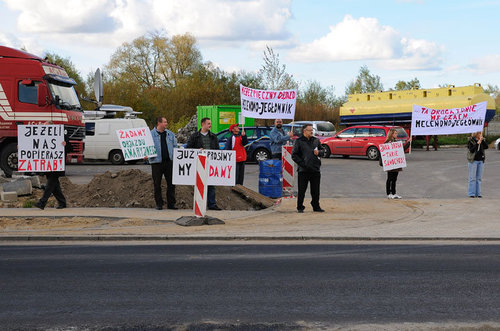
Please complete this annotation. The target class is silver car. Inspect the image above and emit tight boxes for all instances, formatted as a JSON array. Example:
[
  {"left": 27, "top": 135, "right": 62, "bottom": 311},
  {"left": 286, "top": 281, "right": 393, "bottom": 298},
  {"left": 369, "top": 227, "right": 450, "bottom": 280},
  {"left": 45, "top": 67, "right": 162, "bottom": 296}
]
[{"left": 293, "top": 121, "right": 336, "bottom": 137}]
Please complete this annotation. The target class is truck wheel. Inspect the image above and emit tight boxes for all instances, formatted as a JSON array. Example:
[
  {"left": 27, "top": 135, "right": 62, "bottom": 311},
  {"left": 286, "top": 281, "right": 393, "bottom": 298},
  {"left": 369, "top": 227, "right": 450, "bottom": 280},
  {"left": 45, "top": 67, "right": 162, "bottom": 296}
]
[
  {"left": 253, "top": 148, "right": 271, "bottom": 162},
  {"left": 109, "top": 150, "right": 125, "bottom": 165},
  {"left": 321, "top": 144, "right": 331, "bottom": 158},
  {"left": 366, "top": 146, "right": 380, "bottom": 160},
  {"left": 0, "top": 142, "right": 18, "bottom": 177}
]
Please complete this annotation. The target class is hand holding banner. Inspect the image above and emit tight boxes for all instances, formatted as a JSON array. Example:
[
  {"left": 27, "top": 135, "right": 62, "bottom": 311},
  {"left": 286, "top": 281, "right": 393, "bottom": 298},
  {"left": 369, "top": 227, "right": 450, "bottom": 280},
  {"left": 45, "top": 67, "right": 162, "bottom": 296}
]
[
  {"left": 379, "top": 141, "right": 407, "bottom": 172},
  {"left": 411, "top": 101, "right": 487, "bottom": 135},
  {"left": 18, "top": 125, "right": 65, "bottom": 172},
  {"left": 116, "top": 127, "right": 157, "bottom": 161},
  {"left": 240, "top": 84, "right": 297, "bottom": 119}
]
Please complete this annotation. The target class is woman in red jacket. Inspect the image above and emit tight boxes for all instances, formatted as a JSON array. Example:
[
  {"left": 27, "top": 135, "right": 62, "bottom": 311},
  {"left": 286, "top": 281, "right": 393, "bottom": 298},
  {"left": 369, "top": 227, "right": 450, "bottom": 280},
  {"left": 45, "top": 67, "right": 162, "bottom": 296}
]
[{"left": 225, "top": 124, "right": 248, "bottom": 185}]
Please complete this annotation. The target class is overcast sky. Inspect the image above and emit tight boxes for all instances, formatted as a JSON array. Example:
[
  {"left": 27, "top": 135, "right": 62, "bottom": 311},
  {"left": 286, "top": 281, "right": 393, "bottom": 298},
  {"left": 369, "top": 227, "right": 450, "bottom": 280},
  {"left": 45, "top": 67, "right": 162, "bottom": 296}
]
[{"left": 1, "top": 0, "right": 499, "bottom": 96}]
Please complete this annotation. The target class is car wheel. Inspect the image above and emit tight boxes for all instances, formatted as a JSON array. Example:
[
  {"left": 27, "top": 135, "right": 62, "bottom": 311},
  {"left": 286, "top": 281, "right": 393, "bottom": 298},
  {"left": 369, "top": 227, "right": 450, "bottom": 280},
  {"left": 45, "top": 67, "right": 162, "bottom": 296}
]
[
  {"left": 253, "top": 148, "right": 271, "bottom": 162},
  {"left": 109, "top": 150, "right": 125, "bottom": 165},
  {"left": 321, "top": 144, "right": 331, "bottom": 158},
  {"left": 0, "top": 142, "right": 17, "bottom": 177},
  {"left": 366, "top": 146, "right": 380, "bottom": 160}
]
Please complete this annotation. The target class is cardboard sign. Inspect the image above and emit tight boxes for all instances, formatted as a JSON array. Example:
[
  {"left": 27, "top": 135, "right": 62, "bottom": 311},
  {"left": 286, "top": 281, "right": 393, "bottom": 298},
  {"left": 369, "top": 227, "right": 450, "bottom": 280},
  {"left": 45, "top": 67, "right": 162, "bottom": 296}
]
[
  {"left": 18, "top": 125, "right": 65, "bottom": 172},
  {"left": 172, "top": 148, "right": 236, "bottom": 186},
  {"left": 379, "top": 141, "right": 407, "bottom": 172},
  {"left": 116, "top": 127, "right": 157, "bottom": 161},
  {"left": 411, "top": 101, "right": 487, "bottom": 135},
  {"left": 240, "top": 84, "right": 296, "bottom": 119}
]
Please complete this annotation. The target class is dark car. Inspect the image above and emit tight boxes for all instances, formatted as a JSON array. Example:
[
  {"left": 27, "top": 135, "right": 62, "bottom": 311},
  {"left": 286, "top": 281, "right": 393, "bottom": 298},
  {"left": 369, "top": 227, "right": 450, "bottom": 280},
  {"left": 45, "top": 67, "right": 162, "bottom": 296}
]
[
  {"left": 321, "top": 125, "right": 409, "bottom": 160},
  {"left": 215, "top": 124, "right": 305, "bottom": 162},
  {"left": 216, "top": 126, "right": 273, "bottom": 162}
]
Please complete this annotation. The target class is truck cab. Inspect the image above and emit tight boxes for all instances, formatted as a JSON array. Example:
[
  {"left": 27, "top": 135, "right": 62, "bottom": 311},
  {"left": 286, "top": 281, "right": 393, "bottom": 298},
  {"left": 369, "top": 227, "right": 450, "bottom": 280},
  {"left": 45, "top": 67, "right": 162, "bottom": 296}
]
[{"left": 0, "top": 46, "right": 85, "bottom": 176}]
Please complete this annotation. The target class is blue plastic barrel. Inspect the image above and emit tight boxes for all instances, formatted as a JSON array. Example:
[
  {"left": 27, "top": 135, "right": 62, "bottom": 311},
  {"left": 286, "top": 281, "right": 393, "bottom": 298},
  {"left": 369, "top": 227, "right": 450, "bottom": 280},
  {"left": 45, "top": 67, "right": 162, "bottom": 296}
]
[{"left": 259, "top": 159, "right": 282, "bottom": 198}]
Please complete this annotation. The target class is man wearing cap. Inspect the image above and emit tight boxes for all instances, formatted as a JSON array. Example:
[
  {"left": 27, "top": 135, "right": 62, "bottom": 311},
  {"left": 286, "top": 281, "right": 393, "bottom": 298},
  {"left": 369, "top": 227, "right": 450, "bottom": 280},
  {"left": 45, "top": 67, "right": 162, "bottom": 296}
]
[{"left": 224, "top": 124, "right": 248, "bottom": 185}]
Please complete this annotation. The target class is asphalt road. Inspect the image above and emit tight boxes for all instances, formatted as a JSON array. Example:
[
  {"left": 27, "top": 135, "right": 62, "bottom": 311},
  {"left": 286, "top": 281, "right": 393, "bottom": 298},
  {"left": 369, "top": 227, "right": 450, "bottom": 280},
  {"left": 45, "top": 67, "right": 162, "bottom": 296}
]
[
  {"left": 69, "top": 148, "right": 500, "bottom": 199},
  {"left": 1, "top": 243, "right": 500, "bottom": 330}
]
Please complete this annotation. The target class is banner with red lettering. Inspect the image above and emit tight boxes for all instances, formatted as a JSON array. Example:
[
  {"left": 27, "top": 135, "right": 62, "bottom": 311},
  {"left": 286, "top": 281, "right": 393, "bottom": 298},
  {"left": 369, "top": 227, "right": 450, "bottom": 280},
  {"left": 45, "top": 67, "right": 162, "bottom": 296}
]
[
  {"left": 116, "top": 127, "right": 157, "bottom": 161},
  {"left": 18, "top": 125, "right": 65, "bottom": 172},
  {"left": 411, "top": 101, "right": 487, "bottom": 135},
  {"left": 379, "top": 141, "right": 407, "bottom": 172},
  {"left": 172, "top": 148, "right": 236, "bottom": 186},
  {"left": 240, "top": 84, "right": 297, "bottom": 119}
]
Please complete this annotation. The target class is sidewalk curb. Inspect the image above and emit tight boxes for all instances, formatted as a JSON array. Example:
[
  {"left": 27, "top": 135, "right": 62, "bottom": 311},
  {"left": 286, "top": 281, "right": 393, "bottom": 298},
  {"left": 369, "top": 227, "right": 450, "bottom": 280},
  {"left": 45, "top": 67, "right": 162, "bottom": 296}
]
[{"left": 1, "top": 236, "right": 500, "bottom": 242}]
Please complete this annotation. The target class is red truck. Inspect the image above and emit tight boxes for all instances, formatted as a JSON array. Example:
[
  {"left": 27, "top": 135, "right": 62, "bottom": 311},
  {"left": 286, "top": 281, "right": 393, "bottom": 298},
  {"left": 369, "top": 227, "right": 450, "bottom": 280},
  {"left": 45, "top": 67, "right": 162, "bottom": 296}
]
[{"left": 0, "top": 46, "right": 85, "bottom": 177}]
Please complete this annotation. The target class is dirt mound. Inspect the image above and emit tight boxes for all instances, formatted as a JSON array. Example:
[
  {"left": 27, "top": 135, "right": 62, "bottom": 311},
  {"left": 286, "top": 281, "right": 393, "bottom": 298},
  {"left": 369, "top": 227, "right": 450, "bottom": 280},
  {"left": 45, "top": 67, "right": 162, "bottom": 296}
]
[{"left": 60, "top": 169, "right": 260, "bottom": 210}]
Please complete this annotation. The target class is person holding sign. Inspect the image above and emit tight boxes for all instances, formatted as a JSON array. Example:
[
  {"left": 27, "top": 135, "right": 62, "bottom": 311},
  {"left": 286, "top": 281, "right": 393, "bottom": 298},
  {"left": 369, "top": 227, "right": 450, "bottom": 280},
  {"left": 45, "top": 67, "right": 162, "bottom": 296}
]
[
  {"left": 292, "top": 124, "right": 324, "bottom": 213},
  {"left": 148, "top": 117, "right": 177, "bottom": 210},
  {"left": 382, "top": 128, "right": 411, "bottom": 199},
  {"left": 34, "top": 123, "right": 72, "bottom": 210},
  {"left": 270, "top": 119, "right": 293, "bottom": 159},
  {"left": 186, "top": 117, "right": 221, "bottom": 210},
  {"left": 224, "top": 124, "right": 248, "bottom": 185},
  {"left": 467, "top": 131, "right": 488, "bottom": 198}
]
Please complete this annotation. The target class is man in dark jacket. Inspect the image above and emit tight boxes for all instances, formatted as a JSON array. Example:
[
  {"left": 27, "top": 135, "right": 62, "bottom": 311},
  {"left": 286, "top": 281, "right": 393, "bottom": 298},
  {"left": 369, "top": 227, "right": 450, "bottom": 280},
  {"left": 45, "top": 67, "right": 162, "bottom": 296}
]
[
  {"left": 291, "top": 124, "right": 324, "bottom": 213},
  {"left": 186, "top": 117, "right": 221, "bottom": 210}
]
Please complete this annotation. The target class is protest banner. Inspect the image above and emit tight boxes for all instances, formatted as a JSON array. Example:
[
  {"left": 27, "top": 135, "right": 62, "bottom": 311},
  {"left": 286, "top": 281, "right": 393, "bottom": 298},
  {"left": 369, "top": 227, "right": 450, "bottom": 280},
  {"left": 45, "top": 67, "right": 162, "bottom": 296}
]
[
  {"left": 18, "top": 124, "right": 65, "bottom": 172},
  {"left": 411, "top": 101, "right": 487, "bottom": 135},
  {"left": 172, "top": 148, "right": 236, "bottom": 186},
  {"left": 116, "top": 127, "right": 157, "bottom": 161},
  {"left": 240, "top": 84, "right": 297, "bottom": 119},
  {"left": 379, "top": 141, "right": 407, "bottom": 172}
]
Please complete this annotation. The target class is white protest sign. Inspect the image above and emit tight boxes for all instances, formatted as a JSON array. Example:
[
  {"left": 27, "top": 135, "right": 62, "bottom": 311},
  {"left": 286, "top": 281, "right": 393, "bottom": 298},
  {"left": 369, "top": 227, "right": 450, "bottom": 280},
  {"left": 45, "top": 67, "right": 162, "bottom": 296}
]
[
  {"left": 18, "top": 125, "right": 65, "bottom": 172},
  {"left": 379, "top": 141, "right": 407, "bottom": 172},
  {"left": 411, "top": 101, "right": 487, "bottom": 135},
  {"left": 116, "top": 127, "right": 157, "bottom": 161},
  {"left": 172, "top": 148, "right": 236, "bottom": 186},
  {"left": 240, "top": 84, "right": 296, "bottom": 119}
]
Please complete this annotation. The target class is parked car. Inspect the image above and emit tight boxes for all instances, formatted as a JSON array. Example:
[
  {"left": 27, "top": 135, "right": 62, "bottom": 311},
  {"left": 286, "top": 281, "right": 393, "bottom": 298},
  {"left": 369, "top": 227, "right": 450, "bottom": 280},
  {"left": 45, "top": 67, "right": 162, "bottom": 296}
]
[
  {"left": 293, "top": 121, "right": 336, "bottom": 137},
  {"left": 321, "top": 125, "right": 409, "bottom": 160},
  {"left": 495, "top": 137, "right": 500, "bottom": 150},
  {"left": 216, "top": 126, "right": 273, "bottom": 162}
]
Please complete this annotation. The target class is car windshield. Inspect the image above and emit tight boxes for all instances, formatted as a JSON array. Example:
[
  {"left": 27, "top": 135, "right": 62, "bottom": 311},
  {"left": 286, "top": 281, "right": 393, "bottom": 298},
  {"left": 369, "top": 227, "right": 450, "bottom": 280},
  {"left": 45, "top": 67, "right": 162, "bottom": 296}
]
[
  {"left": 48, "top": 82, "right": 82, "bottom": 111},
  {"left": 396, "top": 128, "right": 408, "bottom": 138},
  {"left": 317, "top": 122, "right": 335, "bottom": 132}
]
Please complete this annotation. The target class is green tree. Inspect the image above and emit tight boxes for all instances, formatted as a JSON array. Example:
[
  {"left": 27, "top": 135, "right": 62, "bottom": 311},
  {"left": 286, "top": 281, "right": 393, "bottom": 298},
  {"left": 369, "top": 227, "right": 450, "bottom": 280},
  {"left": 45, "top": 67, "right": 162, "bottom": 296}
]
[
  {"left": 483, "top": 84, "right": 499, "bottom": 98},
  {"left": 345, "top": 65, "right": 383, "bottom": 95},
  {"left": 394, "top": 78, "right": 421, "bottom": 90},
  {"left": 259, "top": 45, "right": 297, "bottom": 90}
]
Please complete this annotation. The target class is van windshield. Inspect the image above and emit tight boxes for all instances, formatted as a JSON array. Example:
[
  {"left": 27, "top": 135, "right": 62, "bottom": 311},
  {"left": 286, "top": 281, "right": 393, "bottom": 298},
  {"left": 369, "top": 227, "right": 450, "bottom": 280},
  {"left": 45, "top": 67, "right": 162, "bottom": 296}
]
[{"left": 48, "top": 82, "right": 82, "bottom": 111}]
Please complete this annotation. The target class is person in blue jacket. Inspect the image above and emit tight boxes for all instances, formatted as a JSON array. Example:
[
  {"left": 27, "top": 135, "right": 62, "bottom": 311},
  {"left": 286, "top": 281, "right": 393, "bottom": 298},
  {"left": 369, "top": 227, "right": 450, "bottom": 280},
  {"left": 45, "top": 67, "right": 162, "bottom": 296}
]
[
  {"left": 270, "top": 118, "right": 293, "bottom": 159},
  {"left": 148, "top": 117, "right": 177, "bottom": 210}
]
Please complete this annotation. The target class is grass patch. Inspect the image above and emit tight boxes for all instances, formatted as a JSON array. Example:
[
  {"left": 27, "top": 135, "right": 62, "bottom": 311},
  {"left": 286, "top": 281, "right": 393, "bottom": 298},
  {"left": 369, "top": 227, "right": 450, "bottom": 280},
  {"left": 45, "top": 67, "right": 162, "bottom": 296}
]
[{"left": 23, "top": 199, "right": 35, "bottom": 208}]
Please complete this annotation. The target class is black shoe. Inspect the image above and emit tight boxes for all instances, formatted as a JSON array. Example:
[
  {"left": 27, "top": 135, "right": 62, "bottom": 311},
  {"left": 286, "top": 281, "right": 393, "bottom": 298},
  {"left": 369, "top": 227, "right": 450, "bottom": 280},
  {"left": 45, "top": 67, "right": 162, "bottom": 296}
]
[
  {"left": 167, "top": 206, "right": 178, "bottom": 210},
  {"left": 155, "top": 205, "right": 162, "bottom": 210},
  {"left": 34, "top": 201, "right": 45, "bottom": 210},
  {"left": 297, "top": 209, "right": 304, "bottom": 213},
  {"left": 313, "top": 208, "right": 325, "bottom": 212},
  {"left": 477, "top": 196, "right": 482, "bottom": 198},
  {"left": 469, "top": 196, "right": 475, "bottom": 198},
  {"left": 56, "top": 205, "right": 66, "bottom": 209},
  {"left": 208, "top": 205, "right": 222, "bottom": 210}
]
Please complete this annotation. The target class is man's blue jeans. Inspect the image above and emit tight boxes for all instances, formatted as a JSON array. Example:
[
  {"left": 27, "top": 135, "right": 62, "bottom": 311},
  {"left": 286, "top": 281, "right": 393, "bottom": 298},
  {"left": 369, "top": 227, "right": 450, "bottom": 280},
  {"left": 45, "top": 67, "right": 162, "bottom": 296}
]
[{"left": 468, "top": 160, "right": 484, "bottom": 197}]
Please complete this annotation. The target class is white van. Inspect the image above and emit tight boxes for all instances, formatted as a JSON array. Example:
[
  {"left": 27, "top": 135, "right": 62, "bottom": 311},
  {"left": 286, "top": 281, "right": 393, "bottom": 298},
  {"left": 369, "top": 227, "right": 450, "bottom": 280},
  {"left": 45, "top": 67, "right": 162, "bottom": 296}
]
[{"left": 84, "top": 118, "right": 149, "bottom": 164}]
